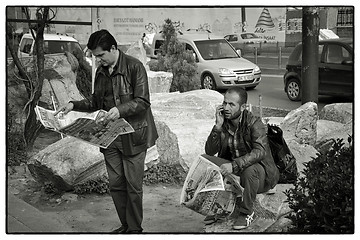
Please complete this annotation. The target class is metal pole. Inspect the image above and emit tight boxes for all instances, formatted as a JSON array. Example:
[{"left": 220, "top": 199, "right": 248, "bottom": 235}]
[
  {"left": 302, "top": 7, "right": 320, "bottom": 104},
  {"left": 254, "top": 47, "right": 258, "bottom": 64},
  {"left": 241, "top": 8, "right": 246, "bottom": 32},
  {"left": 278, "top": 46, "right": 282, "bottom": 69},
  {"left": 259, "top": 95, "right": 263, "bottom": 121}
]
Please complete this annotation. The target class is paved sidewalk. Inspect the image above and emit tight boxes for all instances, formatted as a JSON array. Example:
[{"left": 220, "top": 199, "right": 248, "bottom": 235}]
[{"left": 6, "top": 193, "right": 75, "bottom": 233}]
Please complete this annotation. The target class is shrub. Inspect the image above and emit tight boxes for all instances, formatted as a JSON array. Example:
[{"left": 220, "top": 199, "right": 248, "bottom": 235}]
[
  {"left": 149, "top": 18, "right": 200, "bottom": 92},
  {"left": 7, "top": 102, "right": 28, "bottom": 166},
  {"left": 284, "top": 137, "right": 354, "bottom": 233},
  {"left": 143, "top": 163, "right": 185, "bottom": 185},
  {"left": 73, "top": 175, "right": 110, "bottom": 195}
]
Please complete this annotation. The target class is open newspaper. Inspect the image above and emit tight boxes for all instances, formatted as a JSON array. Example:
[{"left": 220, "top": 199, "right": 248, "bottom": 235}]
[
  {"left": 180, "top": 155, "right": 243, "bottom": 218},
  {"left": 34, "top": 105, "right": 134, "bottom": 148}
]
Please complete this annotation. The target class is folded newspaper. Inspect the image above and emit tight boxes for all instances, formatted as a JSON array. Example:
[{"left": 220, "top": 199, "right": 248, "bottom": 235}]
[
  {"left": 34, "top": 105, "right": 134, "bottom": 148},
  {"left": 180, "top": 156, "right": 243, "bottom": 218}
]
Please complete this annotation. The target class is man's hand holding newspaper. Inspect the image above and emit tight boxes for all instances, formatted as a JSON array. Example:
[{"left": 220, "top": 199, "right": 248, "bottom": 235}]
[
  {"left": 180, "top": 155, "right": 243, "bottom": 219},
  {"left": 35, "top": 105, "right": 134, "bottom": 148}
]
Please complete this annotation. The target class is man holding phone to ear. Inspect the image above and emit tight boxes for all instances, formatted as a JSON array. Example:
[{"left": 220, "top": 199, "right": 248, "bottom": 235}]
[{"left": 203, "top": 86, "right": 279, "bottom": 230}]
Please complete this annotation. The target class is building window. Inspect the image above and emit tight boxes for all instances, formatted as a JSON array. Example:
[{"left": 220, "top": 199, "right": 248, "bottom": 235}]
[{"left": 337, "top": 7, "right": 353, "bottom": 26}]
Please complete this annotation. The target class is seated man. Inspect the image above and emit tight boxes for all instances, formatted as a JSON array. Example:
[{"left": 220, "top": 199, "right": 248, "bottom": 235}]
[{"left": 204, "top": 86, "right": 279, "bottom": 230}]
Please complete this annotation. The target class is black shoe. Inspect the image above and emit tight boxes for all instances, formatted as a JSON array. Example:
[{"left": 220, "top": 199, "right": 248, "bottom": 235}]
[
  {"left": 111, "top": 225, "right": 128, "bottom": 233},
  {"left": 127, "top": 230, "right": 143, "bottom": 234}
]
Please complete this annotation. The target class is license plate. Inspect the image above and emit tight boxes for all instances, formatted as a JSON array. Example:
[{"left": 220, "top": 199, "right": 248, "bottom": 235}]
[{"left": 237, "top": 75, "right": 253, "bottom": 81}]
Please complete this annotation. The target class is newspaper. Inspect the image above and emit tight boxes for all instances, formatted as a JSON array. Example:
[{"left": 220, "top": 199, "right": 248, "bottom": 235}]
[
  {"left": 180, "top": 155, "right": 243, "bottom": 218},
  {"left": 34, "top": 105, "right": 134, "bottom": 148}
]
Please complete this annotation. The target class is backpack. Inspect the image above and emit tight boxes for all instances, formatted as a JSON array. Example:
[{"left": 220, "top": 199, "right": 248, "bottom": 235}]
[{"left": 267, "top": 124, "right": 298, "bottom": 184}]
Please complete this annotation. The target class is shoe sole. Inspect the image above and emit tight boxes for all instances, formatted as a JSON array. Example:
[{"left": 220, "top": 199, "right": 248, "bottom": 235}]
[
  {"left": 204, "top": 219, "right": 217, "bottom": 225},
  {"left": 233, "top": 225, "right": 248, "bottom": 230}
]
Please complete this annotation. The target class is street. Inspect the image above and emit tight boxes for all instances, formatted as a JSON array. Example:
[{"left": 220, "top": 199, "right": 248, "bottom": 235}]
[{"left": 224, "top": 52, "right": 353, "bottom": 112}]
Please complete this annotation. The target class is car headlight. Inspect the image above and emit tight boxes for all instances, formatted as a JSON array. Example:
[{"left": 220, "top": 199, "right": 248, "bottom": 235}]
[
  {"left": 253, "top": 66, "right": 261, "bottom": 74},
  {"left": 218, "top": 68, "right": 235, "bottom": 76}
]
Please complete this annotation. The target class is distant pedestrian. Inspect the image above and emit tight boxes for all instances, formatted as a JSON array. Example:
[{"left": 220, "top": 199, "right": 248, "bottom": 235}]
[{"left": 55, "top": 29, "right": 158, "bottom": 233}]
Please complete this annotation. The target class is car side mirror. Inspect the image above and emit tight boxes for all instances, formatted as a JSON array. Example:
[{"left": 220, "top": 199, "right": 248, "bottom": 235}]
[
  {"left": 193, "top": 52, "right": 199, "bottom": 62},
  {"left": 236, "top": 49, "right": 242, "bottom": 57}
]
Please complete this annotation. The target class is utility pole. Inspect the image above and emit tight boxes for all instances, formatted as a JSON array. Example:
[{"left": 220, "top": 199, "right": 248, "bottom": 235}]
[
  {"left": 241, "top": 7, "right": 246, "bottom": 32},
  {"left": 301, "top": 7, "right": 320, "bottom": 104}
]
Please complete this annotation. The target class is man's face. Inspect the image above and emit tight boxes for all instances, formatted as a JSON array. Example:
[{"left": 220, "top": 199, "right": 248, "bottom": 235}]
[
  {"left": 91, "top": 45, "right": 117, "bottom": 67},
  {"left": 223, "top": 91, "right": 243, "bottom": 120}
]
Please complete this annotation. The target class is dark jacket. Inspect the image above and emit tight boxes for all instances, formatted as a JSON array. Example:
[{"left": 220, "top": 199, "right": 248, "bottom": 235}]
[
  {"left": 72, "top": 50, "right": 158, "bottom": 155},
  {"left": 205, "top": 110, "right": 279, "bottom": 188}
]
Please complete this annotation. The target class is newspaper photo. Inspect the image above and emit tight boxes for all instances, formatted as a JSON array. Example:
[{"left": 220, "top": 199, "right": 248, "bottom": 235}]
[
  {"left": 180, "top": 155, "right": 243, "bottom": 218},
  {"left": 34, "top": 105, "right": 134, "bottom": 148}
]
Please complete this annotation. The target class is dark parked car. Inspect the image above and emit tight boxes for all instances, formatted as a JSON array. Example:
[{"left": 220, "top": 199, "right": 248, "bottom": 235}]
[{"left": 283, "top": 38, "right": 353, "bottom": 101}]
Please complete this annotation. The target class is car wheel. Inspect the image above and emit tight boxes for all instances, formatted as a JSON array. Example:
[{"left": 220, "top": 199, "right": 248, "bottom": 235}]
[
  {"left": 202, "top": 74, "right": 216, "bottom": 90},
  {"left": 286, "top": 78, "right": 301, "bottom": 101}
]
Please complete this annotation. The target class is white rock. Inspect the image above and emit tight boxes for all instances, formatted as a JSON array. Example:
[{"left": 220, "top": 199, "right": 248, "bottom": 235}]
[
  {"left": 281, "top": 102, "right": 318, "bottom": 146},
  {"left": 287, "top": 140, "right": 319, "bottom": 176},
  {"left": 319, "top": 103, "right": 353, "bottom": 124},
  {"left": 147, "top": 71, "right": 173, "bottom": 94},
  {"left": 151, "top": 89, "right": 224, "bottom": 169}
]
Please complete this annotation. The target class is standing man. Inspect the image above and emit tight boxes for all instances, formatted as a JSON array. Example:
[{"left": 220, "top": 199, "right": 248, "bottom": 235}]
[
  {"left": 55, "top": 29, "right": 158, "bottom": 233},
  {"left": 204, "top": 87, "right": 279, "bottom": 230}
]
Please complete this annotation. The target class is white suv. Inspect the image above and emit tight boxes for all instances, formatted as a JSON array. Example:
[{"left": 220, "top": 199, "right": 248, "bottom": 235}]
[{"left": 18, "top": 33, "right": 83, "bottom": 58}]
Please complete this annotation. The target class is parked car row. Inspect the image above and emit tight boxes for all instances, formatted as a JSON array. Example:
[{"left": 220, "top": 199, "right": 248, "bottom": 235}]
[
  {"left": 17, "top": 31, "right": 353, "bottom": 101},
  {"left": 224, "top": 32, "right": 267, "bottom": 55}
]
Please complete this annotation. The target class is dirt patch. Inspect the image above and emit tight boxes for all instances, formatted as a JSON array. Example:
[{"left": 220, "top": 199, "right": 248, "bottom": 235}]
[{"left": 8, "top": 128, "right": 205, "bottom": 233}]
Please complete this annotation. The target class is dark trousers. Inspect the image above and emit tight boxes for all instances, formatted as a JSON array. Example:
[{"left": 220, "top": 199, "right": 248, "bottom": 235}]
[
  {"left": 202, "top": 154, "right": 270, "bottom": 215},
  {"left": 102, "top": 148, "right": 146, "bottom": 232}
]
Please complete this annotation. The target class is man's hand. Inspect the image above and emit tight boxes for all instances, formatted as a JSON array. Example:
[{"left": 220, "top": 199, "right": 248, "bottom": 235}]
[
  {"left": 215, "top": 105, "right": 224, "bottom": 130},
  {"left": 219, "top": 163, "right": 233, "bottom": 176},
  {"left": 100, "top": 107, "right": 120, "bottom": 124},
  {"left": 54, "top": 102, "right": 74, "bottom": 116}
]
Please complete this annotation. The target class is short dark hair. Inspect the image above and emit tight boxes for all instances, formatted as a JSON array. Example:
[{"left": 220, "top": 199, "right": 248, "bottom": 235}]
[
  {"left": 87, "top": 29, "right": 117, "bottom": 51},
  {"left": 225, "top": 87, "right": 248, "bottom": 106}
]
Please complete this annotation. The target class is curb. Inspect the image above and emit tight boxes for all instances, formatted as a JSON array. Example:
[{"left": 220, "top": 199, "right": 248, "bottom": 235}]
[{"left": 7, "top": 193, "right": 75, "bottom": 233}]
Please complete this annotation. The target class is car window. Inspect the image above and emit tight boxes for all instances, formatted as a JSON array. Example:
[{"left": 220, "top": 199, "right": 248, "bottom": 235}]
[
  {"left": 154, "top": 40, "right": 164, "bottom": 55},
  {"left": 298, "top": 44, "right": 324, "bottom": 62},
  {"left": 20, "top": 38, "right": 33, "bottom": 54},
  {"left": 241, "top": 33, "right": 258, "bottom": 39},
  {"left": 224, "top": 35, "right": 237, "bottom": 42},
  {"left": 195, "top": 39, "right": 238, "bottom": 60},
  {"left": 325, "top": 44, "right": 350, "bottom": 64}
]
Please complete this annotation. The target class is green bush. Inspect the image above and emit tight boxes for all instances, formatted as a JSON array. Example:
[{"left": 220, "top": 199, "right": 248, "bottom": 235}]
[
  {"left": 149, "top": 18, "right": 200, "bottom": 92},
  {"left": 284, "top": 137, "right": 354, "bottom": 233}
]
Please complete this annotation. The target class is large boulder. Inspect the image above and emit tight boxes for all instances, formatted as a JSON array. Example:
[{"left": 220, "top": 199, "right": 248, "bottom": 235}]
[
  {"left": 7, "top": 54, "right": 83, "bottom": 131},
  {"left": 319, "top": 103, "right": 353, "bottom": 124},
  {"left": 125, "top": 40, "right": 148, "bottom": 70},
  {"left": 287, "top": 140, "right": 319, "bottom": 176},
  {"left": 315, "top": 121, "right": 353, "bottom": 154},
  {"left": 148, "top": 71, "right": 173, "bottom": 93},
  {"left": 27, "top": 136, "right": 105, "bottom": 191},
  {"left": 151, "top": 90, "right": 223, "bottom": 170},
  {"left": 280, "top": 102, "right": 318, "bottom": 146},
  {"left": 27, "top": 136, "right": 161, "bottom": 190}
]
